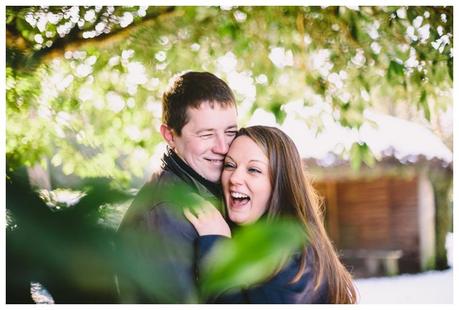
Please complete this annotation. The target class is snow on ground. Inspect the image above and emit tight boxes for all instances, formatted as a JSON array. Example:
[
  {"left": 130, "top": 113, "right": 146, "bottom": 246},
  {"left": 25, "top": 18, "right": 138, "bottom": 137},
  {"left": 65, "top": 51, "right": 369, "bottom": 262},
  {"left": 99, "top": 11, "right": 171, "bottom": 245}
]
[
  {"left": 30, "top": 269, "right": 454, "bottom": 304},
  {"left": 354, "top": 268, "right": 453, "bottom": 304}
]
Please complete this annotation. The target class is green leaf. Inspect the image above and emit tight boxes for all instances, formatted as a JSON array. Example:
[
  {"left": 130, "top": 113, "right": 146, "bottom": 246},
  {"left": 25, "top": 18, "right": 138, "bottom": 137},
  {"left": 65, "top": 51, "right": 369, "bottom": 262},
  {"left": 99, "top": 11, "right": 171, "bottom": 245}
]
[
  {"left": 199, "top": 218, "right": 307, "bottom": 298},
  {"left": 350, "top": 142, "right": 362, "bottom": 170},
  {"left": 361, "top": 144, "right": 375, "bottom": 167},
  {"left": 349, "top": 13, "right": 359, "bottom": 41},
  {"left": 448, "top": 57, "right": 453, "bottom": 80},
  {"left": 419, "top": 89, "right": 431, "bottom": 121},
  {"left": 387, "top": 60, "right": 404, "bottom": 81},
  {"left": 270, "top": 104, "right": 287, "bottom": 124},
  {"left": 350, "top": 142, "right": 374, "bottom": 170}
]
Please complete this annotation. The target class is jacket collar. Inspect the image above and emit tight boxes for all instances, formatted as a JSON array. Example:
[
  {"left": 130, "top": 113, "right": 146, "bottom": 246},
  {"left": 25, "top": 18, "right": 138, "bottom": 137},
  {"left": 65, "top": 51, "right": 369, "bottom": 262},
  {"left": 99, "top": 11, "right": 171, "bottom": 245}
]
[{"left": 161, "top": 147, "right": 223, "bottom": 201}]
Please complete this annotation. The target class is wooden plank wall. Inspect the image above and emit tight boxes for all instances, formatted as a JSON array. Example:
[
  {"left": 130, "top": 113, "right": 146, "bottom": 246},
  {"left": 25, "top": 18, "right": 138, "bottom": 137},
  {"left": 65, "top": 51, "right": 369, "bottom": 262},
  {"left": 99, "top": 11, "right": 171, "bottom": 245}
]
[
  {"left": 314, "top": 176, "right": 420, "bottom": 272},
  {"left": 337, "top": 178, "right": 392, "bottom": 249},
  {"left": 389, "top": 176, "right": 421, "bottom": 272}
]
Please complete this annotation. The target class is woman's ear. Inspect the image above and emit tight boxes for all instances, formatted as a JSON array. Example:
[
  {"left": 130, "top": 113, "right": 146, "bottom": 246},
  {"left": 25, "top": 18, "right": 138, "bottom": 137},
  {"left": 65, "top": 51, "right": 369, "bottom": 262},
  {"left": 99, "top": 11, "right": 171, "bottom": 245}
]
[{"left": 160, "top": 124, "right": 175, "bottom": 149}]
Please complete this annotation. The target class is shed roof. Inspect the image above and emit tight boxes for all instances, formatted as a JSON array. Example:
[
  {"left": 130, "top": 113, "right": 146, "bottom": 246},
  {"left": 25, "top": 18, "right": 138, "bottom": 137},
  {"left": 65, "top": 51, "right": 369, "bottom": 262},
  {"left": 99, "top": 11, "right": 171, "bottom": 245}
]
[{"left": 247, "top": 104, "right": 452, "bottom": 168}]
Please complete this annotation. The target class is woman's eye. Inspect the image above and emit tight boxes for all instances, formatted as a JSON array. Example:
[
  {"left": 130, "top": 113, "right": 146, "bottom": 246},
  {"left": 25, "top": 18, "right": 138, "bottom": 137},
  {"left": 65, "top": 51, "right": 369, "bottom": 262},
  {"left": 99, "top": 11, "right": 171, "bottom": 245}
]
[
  {"left": 248, "top": 167, "right": 261, "bottom": 174},
  {"left": 223, "top": 162, "right": 235, "bottom": 169}
]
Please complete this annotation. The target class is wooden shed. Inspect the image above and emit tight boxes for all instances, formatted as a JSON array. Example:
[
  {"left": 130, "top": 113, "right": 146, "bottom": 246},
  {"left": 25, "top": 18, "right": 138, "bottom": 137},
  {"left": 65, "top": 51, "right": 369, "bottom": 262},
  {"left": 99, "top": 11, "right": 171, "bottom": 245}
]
[
  {"left": 263, "top": 108, "right": 453, "bottom": 278},
  {"left": 308, "top": 159, "right": 451, "bottom": 278}
]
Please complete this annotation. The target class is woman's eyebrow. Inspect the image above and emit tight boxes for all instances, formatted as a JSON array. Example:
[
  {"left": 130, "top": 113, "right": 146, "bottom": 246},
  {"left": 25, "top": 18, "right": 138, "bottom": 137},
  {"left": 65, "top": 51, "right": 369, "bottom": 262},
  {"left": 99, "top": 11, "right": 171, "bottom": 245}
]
[
  {"left": 249, "top": 159, "right": 269, "bottom": 166},
  {"left": 225, "top": 155, "right": 268, "bottom": 166}
]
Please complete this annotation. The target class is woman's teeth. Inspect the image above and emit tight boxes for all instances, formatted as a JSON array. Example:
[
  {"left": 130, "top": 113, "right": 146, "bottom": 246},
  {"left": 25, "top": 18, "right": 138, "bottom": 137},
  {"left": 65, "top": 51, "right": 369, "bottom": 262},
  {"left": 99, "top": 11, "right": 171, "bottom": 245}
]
[{"left": 231, "top": 191, "right": 249, "bottom": 199}]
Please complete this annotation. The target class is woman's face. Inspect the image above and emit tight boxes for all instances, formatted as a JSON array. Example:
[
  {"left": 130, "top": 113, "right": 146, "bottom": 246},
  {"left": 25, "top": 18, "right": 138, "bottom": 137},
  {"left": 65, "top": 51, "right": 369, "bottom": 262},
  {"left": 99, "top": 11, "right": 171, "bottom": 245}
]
[{"left": 221, "top": 135, "right": 272, "bottom": 225}]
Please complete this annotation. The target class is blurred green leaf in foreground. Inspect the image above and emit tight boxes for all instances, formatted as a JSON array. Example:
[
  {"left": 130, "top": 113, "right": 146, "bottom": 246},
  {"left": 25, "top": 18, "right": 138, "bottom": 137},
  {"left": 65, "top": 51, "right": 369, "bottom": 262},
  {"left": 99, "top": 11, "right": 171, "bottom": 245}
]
[{"left": 199, "top": 219, "right": 308, "bottom": 300}]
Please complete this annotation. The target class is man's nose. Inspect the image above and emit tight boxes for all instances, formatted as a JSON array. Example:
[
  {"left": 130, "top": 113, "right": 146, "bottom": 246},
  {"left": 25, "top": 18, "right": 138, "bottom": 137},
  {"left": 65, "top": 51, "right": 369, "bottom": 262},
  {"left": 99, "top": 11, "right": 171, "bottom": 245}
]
[{"left": 212, "top": 133, "right": 229, "bottom": 155}]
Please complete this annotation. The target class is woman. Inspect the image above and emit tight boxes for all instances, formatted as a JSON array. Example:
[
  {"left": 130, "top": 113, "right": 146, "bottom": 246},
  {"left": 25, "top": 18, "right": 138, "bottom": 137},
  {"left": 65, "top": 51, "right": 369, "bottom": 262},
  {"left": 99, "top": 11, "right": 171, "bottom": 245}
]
[{"left": 184, "top": 126, "right": 357, "bottom": 303}]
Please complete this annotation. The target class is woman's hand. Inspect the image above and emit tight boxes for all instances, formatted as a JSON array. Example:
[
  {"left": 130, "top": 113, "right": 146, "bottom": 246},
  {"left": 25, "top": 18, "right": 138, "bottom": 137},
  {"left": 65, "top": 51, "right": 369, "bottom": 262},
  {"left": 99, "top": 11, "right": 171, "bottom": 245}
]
[{"left": 184, "top": 200, "right": 231, "bottom": 238}]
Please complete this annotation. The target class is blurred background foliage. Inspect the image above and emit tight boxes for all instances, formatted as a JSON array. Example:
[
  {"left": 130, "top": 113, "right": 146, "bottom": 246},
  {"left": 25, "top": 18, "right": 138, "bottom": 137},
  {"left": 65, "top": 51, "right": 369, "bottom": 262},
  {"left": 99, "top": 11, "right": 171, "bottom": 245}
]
[
  {"left": 6, "top": 6, "right": 453, "bottom": 187},
  {"left": 6, "top": 168, "right": 132, "bottom": 303},
  {"left": 5, "top": 5, "right": 453, "bottom": 303}
]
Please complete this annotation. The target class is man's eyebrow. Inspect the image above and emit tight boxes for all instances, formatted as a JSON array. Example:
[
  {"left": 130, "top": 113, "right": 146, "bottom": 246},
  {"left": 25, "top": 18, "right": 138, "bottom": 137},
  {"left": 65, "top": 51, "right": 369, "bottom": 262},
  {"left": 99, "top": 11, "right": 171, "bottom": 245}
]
[
  {"left": 196, "top": 125, "right": 237, "bottom": 134},
  {"left": 196, "top": 128, "right": 215, "bottom": 134}
]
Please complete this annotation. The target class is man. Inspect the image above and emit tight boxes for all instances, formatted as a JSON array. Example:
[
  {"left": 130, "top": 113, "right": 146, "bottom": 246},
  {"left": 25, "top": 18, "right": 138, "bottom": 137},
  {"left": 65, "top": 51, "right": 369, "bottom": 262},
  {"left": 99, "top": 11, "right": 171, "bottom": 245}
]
[{"left": 116, "top": 72, "right": 238, "bottom": 303}]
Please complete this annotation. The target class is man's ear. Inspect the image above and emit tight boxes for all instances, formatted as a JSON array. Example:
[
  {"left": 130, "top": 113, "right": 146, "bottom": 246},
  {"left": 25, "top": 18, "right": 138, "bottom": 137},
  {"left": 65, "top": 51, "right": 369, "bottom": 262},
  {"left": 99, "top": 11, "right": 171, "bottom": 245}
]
[{"left": 160, "top": 124, "right": 175, "bottom": 148}]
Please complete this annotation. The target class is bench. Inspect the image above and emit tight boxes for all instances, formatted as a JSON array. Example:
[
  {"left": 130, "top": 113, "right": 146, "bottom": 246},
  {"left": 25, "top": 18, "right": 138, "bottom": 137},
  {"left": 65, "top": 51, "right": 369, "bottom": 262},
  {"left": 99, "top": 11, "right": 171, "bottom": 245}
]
[{"left": 341, "top": 249, "right": 403, "bottom": 276}]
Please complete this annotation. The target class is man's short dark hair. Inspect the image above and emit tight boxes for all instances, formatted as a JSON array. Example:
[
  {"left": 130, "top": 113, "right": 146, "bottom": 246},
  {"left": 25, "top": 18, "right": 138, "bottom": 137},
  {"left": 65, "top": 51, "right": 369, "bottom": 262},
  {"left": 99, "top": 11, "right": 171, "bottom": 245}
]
[{"left": 162, "top": 71, "right": 236, "bottom": 135}]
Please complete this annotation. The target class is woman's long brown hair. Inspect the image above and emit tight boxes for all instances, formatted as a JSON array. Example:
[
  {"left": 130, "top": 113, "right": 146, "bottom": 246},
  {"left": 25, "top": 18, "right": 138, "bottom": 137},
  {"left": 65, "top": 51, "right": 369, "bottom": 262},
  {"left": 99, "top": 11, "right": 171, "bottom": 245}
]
[{"left": 237, "top": 126, "right": 357, "bottom": 304}]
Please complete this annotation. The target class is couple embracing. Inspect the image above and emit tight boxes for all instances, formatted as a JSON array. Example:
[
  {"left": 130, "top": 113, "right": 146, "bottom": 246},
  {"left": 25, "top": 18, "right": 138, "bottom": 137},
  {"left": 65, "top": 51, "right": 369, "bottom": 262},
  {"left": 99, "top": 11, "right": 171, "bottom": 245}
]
[{"left": 116, "top": 72, "right": 357, "bottom": 304}]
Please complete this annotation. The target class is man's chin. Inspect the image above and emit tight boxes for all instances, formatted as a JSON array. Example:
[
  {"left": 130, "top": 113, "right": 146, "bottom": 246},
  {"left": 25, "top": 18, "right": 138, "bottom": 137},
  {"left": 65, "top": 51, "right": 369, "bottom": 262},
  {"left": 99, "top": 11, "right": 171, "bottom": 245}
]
[
  {"left": 204, "top": 172, "right": 221, "bottom": 183},
  {"left": 208, "top": 177, "right": 221, "bottom": 183}
]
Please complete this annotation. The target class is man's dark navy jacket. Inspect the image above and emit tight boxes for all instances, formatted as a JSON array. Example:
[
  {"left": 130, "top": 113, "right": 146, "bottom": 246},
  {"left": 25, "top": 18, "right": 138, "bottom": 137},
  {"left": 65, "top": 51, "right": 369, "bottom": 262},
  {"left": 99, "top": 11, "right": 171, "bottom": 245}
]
[{"left": 116, "top": 148, "right": 223, "bottom": 303}]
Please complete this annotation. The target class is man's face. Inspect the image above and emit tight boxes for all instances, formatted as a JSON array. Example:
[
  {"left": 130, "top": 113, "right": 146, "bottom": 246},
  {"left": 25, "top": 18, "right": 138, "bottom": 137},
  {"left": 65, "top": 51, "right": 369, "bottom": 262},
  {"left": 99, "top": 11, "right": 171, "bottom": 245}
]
[{"left": 171, "top": 101, "right": 238, "bottom": 182}]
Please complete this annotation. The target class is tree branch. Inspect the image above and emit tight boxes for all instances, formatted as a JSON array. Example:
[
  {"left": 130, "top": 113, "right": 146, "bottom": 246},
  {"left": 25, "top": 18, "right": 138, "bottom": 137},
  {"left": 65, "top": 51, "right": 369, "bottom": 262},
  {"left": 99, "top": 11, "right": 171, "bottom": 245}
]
[{"left": 7, "top": 6, "right": 176, "bottom": 69}]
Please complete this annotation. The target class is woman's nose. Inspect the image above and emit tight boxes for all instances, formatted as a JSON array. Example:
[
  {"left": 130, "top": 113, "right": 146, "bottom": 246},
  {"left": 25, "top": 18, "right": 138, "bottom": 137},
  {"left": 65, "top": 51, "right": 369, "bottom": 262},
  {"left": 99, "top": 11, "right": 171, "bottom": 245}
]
[{"left": 229, "top": 168, "right": 244, "bottom": 185}]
